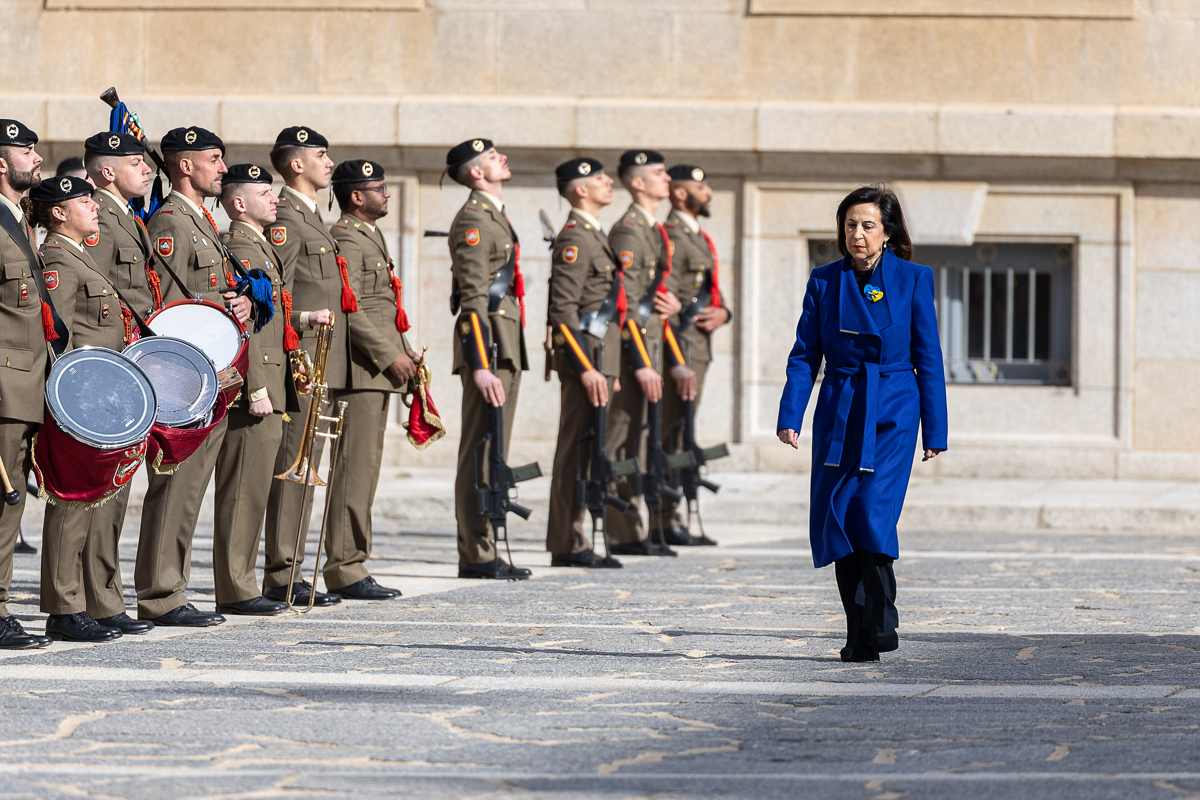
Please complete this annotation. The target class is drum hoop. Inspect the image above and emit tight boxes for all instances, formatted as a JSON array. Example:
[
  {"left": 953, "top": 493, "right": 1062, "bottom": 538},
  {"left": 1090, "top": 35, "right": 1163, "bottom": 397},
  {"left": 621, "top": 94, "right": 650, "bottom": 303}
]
[
  {"left": 46, "top": 347, "right": 157, "bottom": 450},
  {"left": 147, "top": 298, "right": 250, "bottom": 343},
  {"left": 123, "top": 336, "right": 220, "bottom": 427}
]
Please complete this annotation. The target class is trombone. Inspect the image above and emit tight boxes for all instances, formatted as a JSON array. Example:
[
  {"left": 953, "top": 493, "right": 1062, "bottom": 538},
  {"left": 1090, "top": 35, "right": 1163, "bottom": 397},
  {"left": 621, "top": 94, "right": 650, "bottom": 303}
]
[{"left": 274, "top": 321, "right": 348, "bottom": 612}]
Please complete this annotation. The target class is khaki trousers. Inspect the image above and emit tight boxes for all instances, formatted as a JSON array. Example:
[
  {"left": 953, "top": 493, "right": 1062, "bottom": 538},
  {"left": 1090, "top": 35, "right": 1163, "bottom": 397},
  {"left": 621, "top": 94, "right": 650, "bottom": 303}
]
[
  {"left": 605, "top": 357, "right": 647, "bottom": 545},
  {"left": 81, "top": 486, "right": 131, "bottom": 618},
  {"left": 454, "top": 367, "right": 521, "bottom": 565},
  {"left": 40, "top": 487, "right": 128, "bottom": 615},
  {"left": 263, "top": 392, "right": 329, "bottom": 592},
  {"left": 656, "top": 357, "right": 710, "bottom": 529},
  {"left": 323, "top": 390, "right": 389, "bottom": 591},
  {"left": 212, "top": 409, "right": 282, "bottom": 604},
  {"left": 546, "top": 375, "right": 614, "bottom": 557},
  {"left": 134, "top": 416, "right": 228, "bottom": 618},
  {"left": 0, "top": 420, "right": 34, "bottom": 618}
]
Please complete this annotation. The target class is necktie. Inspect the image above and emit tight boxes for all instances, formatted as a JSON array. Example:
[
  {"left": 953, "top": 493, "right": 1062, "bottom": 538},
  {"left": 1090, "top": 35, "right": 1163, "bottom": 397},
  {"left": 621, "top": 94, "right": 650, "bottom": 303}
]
[
  {"left": 698, "top": 229, "right": 723, "bottom": 308},
  {"left": 654, "top": 223, "right": 673, "bottom": 293}
]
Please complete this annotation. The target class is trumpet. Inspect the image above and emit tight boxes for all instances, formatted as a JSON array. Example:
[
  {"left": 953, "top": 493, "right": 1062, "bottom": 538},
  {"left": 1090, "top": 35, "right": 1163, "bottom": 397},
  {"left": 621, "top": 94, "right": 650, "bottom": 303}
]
[{"left": 274, "top": 322, "right": 348, "bottom": 612}]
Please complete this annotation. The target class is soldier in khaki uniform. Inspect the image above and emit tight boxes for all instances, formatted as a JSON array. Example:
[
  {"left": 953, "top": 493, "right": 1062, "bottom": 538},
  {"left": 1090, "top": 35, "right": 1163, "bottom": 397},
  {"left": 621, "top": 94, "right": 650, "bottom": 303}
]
[
  {"left": 262, "top": 126, "right": 347, "bottom": 606},
  {"left": 445, "top": 138, "right": 531, "bottom": 580},
  {"left": 606, "top": 149, "right": 685, "bottom": 557},
  {"left": 325, "top": 159, "right": 415, "bottom": 599},
  {"left": 76, "top": 131, "right": 159, "bottom": 635},
  {"left": 546, "top": 157, "right": 624, "bottom": 569},
  {"left": 213, "top": 163, "right": 332, "bottom": 615},
  {"left": 136, "top": 126, "right": 251, "bottom": 626},
  {"left": 0, "top": 119, "right": 52, "bottom": 650},
  {"left": 658, "top": 164, "right": 732, "bottom": 546},
  {"left": 31, "top": 175, "right": 141, "bottom": 642}
]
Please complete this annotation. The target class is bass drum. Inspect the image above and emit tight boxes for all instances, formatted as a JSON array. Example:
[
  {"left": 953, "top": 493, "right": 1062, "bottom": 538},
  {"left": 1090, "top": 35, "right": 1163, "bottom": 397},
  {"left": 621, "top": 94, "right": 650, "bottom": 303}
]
[
  {"left": 145, "top": 299, "right": 249, "bottom": 403},
  {"left": 34, "top": 347, "right": 156, "bottom": 506}
]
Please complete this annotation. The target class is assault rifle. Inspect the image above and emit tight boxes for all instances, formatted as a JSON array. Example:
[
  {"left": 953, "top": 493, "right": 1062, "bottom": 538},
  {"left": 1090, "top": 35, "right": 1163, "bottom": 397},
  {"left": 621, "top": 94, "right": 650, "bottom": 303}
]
[
  {"left": 643, "top": 400, "right": 687, "bottom": 548},
  {"left": 666, "top": 397, "right": 729, "bottom": 544},
  {"left": 578, "top": 400, "right": 640, "bottom": 560}
]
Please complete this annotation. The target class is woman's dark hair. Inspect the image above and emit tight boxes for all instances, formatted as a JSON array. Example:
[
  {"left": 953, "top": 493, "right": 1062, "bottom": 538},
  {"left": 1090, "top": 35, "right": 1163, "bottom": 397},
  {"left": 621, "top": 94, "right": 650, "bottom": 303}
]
[
  {"left": 835, "top": 185, "right": 912, "bottom": 261},
  {"left": 29, "top": 199, "right": 60, "bottom": 230}
]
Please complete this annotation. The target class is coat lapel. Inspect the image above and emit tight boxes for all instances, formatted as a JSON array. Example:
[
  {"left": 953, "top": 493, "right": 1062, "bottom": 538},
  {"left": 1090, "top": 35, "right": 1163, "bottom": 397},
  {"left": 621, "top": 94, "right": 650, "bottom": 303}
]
[
  {"left": 868, "top": 249, "right": 894, "bottom": 332},
  {"left": 837, "top": 258, "right": 878, "bottom": 337}
]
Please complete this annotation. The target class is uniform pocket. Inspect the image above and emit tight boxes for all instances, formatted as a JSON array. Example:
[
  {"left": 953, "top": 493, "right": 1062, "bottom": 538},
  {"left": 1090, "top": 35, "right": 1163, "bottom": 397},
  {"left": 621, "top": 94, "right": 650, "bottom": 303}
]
[
  {"left": 85, "top": 280, "right": 114, "bottom": 325},
  {"left": 304, "top": 240, "right": 336, "bottom": 279},
  {"left": 117, "top": 246, "right": 146, "bottom": 287}
]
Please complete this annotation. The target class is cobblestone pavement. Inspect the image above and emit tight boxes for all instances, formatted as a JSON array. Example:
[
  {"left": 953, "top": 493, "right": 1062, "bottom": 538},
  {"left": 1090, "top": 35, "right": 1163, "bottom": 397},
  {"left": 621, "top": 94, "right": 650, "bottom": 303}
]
[{"left": 1, "top": 480, "right": 1199, "bottom": 799}]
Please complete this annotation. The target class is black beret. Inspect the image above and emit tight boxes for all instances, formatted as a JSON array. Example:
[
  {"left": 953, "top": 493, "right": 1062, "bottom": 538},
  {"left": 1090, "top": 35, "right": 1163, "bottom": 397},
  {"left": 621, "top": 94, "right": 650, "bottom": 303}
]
[
  {"left": 160, "top": 126, "right": 225, "bottom": 154},
  {"left": 555, "top": 157, "right": 604, "bottom": 184},
  {"left": 332, "top": 159, "right": 385, "bottom": 184},
  {"left": 223, "top": 163, "right": 273, "bottom": 186},
  {"left": 84, "top": 131, "right": 144, "bottom": 156},
  {"left": 29, "top": 175, "right": 92, "bottom": 205},
  {"left": 0, "top": 119, "right": 38, "bottom": 147},
  {"left": 619, "top": 149, "right": 665, "bottom": 171},
  {"left": 273, "top": 126, "right": 329, "bottom": 150},
  {"left": 446, "top": 138, "right": 493, "bottom": 172},
  {"left": 667, "top": 164, "right": 707, "bottom": 183}
]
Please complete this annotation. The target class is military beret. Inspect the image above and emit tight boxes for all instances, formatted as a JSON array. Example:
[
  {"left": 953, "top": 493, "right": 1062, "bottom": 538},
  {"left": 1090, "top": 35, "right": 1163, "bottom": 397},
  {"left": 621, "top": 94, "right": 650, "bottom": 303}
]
[
  {"left": 84, "top": 131, "right": 144, "bottom": 156},
  {"left": 274, "top": 126, "right": 328, "bottom": 150},
  {"left": 555, "top": 157, "right": 604, "bottom": 184},
  {"left": 667, "top": 164, "right": 707, "bottom": 183},
  {"left": 29, "top": 175, "right": 92, "bottom": 205},
  {"left": 223, "top": 163, "right": 273, "bottom": 186},
  {"left": 446, "top": 138, "right": 493, "bottom": 171},
  {"left": 619, "top": 149, "right": 665, "bottom": 171},
  {"left": 0, "top": 119, "right": 38, "bottom": 147},
  {"left": 161, "top": 126, "right": 225, "bottom": 154},
  {"left": 332, "top": 159, "right": 385, "bottom": 184}
]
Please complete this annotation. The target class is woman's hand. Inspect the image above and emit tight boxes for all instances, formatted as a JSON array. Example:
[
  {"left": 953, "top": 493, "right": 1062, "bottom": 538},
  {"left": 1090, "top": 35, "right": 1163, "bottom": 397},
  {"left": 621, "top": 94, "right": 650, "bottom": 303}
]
[
  {"left": 777, "top": 429, "right": 799, "bottom": 449},
  {"left": 922, "top": 448, "right": 945, "bottom": 462}
]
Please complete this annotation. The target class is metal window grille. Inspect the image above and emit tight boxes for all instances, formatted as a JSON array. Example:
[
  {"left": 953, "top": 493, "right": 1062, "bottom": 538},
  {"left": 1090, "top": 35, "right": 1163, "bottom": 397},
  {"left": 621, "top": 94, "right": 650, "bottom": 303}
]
[{"left": 807, "top": 241, "right": 1073, "bottom": 386}]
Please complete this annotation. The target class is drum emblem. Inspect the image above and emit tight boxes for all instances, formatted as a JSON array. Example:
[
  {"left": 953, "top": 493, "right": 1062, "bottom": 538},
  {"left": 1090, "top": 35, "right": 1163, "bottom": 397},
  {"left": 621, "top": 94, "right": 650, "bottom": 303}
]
[
  {"left": 44, "top": 271, "right": 59, "bottom": 291},
  {"left": 156, "top": 236, "right": 174, "bottom": 257},
  {"left": 113, "top": 444, "right": 147, "bottom": 487},
  {"left": 269, "top": 227, "right": 287, "bottom": 246}
]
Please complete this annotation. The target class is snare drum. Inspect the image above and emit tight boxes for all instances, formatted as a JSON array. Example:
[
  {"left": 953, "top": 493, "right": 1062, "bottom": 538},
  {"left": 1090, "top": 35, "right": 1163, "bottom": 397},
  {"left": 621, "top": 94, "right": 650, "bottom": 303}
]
[
  {"left": 124, "top": 336, "right": 219, "bottom": 428},
  {"left": 34, "top": 347, "right": 156, "bottom": 505},
  {"left": 146, "top": 299, "right": 249, "bottom": 403}
]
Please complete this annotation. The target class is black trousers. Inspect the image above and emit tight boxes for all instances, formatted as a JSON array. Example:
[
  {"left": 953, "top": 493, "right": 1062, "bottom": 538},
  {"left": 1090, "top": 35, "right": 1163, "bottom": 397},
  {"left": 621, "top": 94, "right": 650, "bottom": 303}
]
[{"left": 834, "top": 552, "right": 899, "bottom": 649}]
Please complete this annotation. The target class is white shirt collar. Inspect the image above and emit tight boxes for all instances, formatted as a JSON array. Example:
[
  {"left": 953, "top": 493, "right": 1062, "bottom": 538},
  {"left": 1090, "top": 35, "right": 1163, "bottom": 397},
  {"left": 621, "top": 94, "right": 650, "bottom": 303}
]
[
  {"left": 572, "top": 208, "right": 603, "bottom": 233},
  {"left": 634, "top": 203, "right": 658, "bottom": 227},
  {"left": 170, "top": 190, "right": 206, "bottom": 219},
  {"left": 50, "top": 232, "right": 84, "bottom": 253},
  {"left": 231, "top": 219, "right": 266, "bottom": 243},
  {"left": 98, "top": 186, "right": 131, "bottom": 215},
  {"left": 283, "top": 184, "right": 318, "bottom": 214},
  {"left": 0, "top": 193, "right": 24, "bottom": 224},
  {"left": 476, "top": 190, "right": 504, "bottom": 214},
  {"left": 673, "top": 209, "right": 700, "bottom": 234}
]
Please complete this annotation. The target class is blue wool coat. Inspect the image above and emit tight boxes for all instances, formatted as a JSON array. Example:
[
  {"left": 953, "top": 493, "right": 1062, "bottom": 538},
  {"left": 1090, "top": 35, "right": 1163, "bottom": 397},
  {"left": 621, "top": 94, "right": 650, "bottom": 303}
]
[{"left": 777, "top": 250, "right": 948, "bottom": 568}]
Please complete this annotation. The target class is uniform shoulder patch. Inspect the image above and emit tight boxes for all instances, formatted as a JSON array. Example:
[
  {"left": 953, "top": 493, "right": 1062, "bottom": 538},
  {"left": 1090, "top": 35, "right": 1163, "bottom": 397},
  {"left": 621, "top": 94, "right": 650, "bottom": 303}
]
[
  {"left": 156, "top": 236, "right": 174, "bottom": 258},
  {"left": 83, "top": 231, "right": 100, "bottom": 248},
  {"left": 564, "top": 221, "right": 577, "bottom": 229},
  {"left": 562, "top": 245, "right": 579, "bottom": 264},
  {"left": 618, "top": 250, "right": 634, "bottom": 270},
  {"left": 44, "top": 270, "right": 59, "bottom": 291},
  {"left": 464, "top": 228, "right": 481, "bottom": 247},
  {"left": 240, "top": 259, "right": 251, "bottom": 269},
  {"left": 269, "top": 226, "right": 287, "bottom": 246}
]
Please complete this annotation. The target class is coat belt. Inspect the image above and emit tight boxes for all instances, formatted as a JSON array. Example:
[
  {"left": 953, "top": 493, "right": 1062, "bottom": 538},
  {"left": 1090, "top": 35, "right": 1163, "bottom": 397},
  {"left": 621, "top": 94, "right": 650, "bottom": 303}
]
[{"left": 823, "top": 361, "right": 914, "bottom": 472}]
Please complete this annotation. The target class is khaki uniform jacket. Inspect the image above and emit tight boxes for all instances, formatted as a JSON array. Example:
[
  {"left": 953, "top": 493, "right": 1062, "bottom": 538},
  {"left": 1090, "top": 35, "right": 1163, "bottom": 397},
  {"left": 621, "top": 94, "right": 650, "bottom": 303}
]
[
  {"left": 148, "top": 192, "right": 230, "bottom": 306},
  {"left": 87, "top": 190, "right": 159, "bottom": 318},
  {"left": 548, "top": 209, "right": 621, "bottom": 378},
  {"left": 40, "top": 234, "right": 126, "bottom": 353},
  {"left": 664, "top": 210, "right": 729, "bottom": 365},
  {"left": 269, "top": 189, "right": 353, "bottom": 391},
  {"left": 0, "top": 208, "right": 50, "bottom": 423},
  {"left": 448, "top": 190, "right": 527, "bottom": 373},
  {"left": 222, "top": 222, "right": 289, "bottom": 411},
  {"left": 331, "top": 214, "right": 412, "bottom": 393},
  {"left": 609, "top": 203, "right": 667, "bottom": 367}
]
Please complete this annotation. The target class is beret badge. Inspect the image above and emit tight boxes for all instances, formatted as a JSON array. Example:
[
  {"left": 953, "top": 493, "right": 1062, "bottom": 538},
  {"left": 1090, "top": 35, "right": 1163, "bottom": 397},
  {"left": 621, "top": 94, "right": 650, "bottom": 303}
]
[
  {"left": 634, "top": 152, "right": 648, "bottom": 166},
  {"left": 59, "top": 177, "right": 72, "bottom": 193},
  {"left": 578, "top": 162, "right": 591, "bottom": 176},
  {"left": 472, "top": 139, "right": 484, "bottom": 152},
  {"left": 691, "top": 168, "right": 704, "bottom": 182},
  {"left": 247, "top": 165, "right": 261, "bottom": 179},
  {"left": 5, "top": 123, "right": 17, "bottom": 139},
  {"left": 184, "top": 129, "right": 198, "bottom": 145},
  {"left": 108, "top": 135, "right": 121, "bottom": 150},
  {"left": 362, "top": 162, "right": 374, "bottom": 177},
  {"left": 297, "top": 128, "right": 309, "bottom": 143}
]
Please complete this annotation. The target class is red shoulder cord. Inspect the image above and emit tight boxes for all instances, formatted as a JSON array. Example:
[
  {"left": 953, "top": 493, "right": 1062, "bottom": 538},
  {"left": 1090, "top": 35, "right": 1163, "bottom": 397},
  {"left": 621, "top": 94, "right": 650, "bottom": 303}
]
[
  {"left": 336, "top": 254, "right": 359, "bottom": 313},
  {"left": 135, "top": 218, "right": 164, "bottom": 309},
  {"left": 698, "top": 229, "right": 722, "bottom": 308},
  {"left": 388, "top": 266, "right": 411, "bottom": 333},
  {"left": 281, "top": 289, "right": 301, "bottom": 351},
  {"left": 512, "top": 242, "right": 527, "bottom": 327},
  {"left": 654, "top": 223, "right": 673, "bottom": 293}
]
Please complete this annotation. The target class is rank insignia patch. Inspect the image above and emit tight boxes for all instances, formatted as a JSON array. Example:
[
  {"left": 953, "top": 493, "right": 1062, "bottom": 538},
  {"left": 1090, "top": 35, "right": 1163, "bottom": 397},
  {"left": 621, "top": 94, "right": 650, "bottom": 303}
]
[
  {"left": 209, "top": 272, "right": 218, "bottom": 289},
  {"left": 44, "top": 271, "right": 59, "bottom": 291},
  {"left": 269, "top": 227, "right": 287, "bottom": 246},
  {"left": 562, "top": 245, "right": 578, "bottom": 264},
  {"left": 156, "top": 236, "right": 174, "bottom": 258},
  {"left": 19, "top": 284, "right": 29, "bottom": 301},
  {"left": 618, "top": 250, "right": 634, "bottom": 270},
  {"left": 84, "top": 232, "right": 100, "bottom": 248},
  {"left": 464, "top": 228, "right": 481, "bottom": 247}
]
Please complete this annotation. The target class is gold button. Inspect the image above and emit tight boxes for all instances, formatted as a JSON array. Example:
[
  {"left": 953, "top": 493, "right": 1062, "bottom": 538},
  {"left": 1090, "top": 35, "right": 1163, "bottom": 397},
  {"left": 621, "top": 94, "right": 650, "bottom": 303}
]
[
  {"left": 320, "top": 247, "right": 327, "bottom": 254},
  {"left": 263, "top": 354, "right": 270, "bottom": 362},
  {"left": 497, "top": 309, "right": 506, "bottom": 316},
  {"left": 4, "top": 357, "right": 10, "bottom": 367}
]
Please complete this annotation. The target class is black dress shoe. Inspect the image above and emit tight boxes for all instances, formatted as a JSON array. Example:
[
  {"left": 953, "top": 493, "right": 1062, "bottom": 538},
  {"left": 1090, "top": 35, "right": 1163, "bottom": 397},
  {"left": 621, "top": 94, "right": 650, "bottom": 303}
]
[
  {"left": 663, "top": 525, "right": 693, "bottom": 546},
  {"left": 458, "top": 559, "right": 533, "bottom": 580},
  {"left": 46, "top": 613, "right": 122, "bottom": 643},
  {"left": 688, "top": 533, "right": 718, "bottom": 546},
  {"left": 216, "top": 596, "right": 289, "bottom": 616},
  {"left": 875, "top": 631, "right": 899, "bottom": 653},
  {"left": 610, "top": 541, "right": 677, "bottom": 557},
  {"left": 332, "top": 576, "right": 401, "bottom": 600},
  {"left": 264, "top": 581, "right": 341, "bottom": 607},
  {"left": 96, "top": 612, "right": 154, "bottom": 635},
  {"left": 551, "top": 550, "right": 595, "bottom": 568},
  {"left": 0, "top": 616, "right": 51, "bottom": 650},
  {"left": 592, "top": 553, "right": 623, "bottom": 569},
  {"left": 147, "top": 603, "right": 225, "bottom": 627}
]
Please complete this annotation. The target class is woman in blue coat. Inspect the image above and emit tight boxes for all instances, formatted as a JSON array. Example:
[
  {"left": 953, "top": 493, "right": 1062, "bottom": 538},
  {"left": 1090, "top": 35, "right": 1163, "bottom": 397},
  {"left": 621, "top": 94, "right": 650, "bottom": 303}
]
[{"left": 777, "top": 185, "right": 948, "bottom": 662}]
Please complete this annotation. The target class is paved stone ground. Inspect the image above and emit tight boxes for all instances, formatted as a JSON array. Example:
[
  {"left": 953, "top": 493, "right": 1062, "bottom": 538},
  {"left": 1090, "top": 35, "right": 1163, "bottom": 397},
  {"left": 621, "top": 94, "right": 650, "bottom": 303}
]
[{"left": 2, "top": 474, "right": 1199, "bottom": 799}]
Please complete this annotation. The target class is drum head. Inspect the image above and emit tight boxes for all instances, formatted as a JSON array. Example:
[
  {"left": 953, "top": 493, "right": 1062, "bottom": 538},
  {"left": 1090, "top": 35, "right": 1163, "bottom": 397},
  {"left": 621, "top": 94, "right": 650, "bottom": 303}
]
[
  {"left": 124, "top": 336, "right": 220, "bottom": 427},
  {"left": 46, "top": 348, "right": 157, "bottom": 449},
  {"left": 148, "top": 303, "right": 241, "bottom": 371}
]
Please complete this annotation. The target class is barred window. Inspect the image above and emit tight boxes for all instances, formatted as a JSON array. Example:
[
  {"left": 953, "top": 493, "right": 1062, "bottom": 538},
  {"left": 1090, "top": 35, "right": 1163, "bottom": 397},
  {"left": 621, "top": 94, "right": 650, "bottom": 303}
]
[{"left": 807, "top": 241, "right": 1073, "bottom": 386}]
